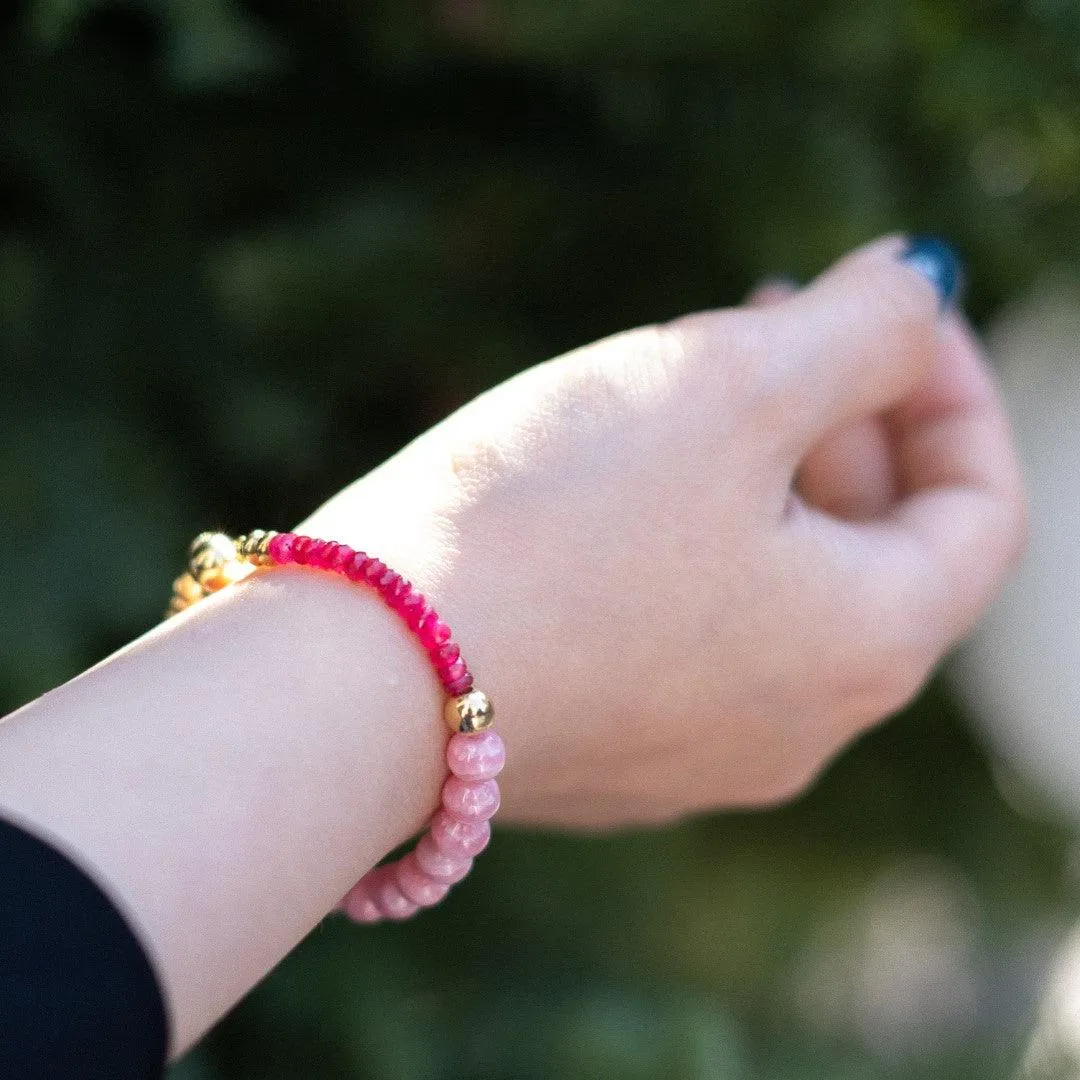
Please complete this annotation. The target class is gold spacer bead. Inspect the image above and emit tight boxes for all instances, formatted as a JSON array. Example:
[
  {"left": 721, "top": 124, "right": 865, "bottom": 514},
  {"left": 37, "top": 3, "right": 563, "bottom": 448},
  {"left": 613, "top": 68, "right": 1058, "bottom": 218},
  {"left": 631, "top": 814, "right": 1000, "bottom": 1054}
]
[
  {"left": 255, "top": 530, "right": 277, "bottom": 557},
  {"left": 233, "top": 530, "right": 279, "bottom": 566},
  {"left": 188, "top": 532, "right": 240, "bottom": 586},
  {"left": 444, "top": 690, "right": 494, "bottom": 735}
]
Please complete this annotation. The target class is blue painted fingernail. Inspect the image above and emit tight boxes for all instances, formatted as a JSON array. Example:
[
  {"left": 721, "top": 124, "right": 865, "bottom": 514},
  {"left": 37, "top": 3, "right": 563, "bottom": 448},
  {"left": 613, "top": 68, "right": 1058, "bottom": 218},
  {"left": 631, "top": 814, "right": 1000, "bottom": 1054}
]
[{"left": 898, "top": 234, "right": 964, "bottom": 310}]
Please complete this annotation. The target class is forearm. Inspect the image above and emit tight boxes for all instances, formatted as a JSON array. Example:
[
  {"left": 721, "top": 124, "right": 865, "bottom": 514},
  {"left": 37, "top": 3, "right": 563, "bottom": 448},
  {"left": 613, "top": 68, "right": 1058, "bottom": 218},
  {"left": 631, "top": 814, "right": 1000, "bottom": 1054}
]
[{"left": 0, "top": 539, "right": 452, "bottom": 1054}]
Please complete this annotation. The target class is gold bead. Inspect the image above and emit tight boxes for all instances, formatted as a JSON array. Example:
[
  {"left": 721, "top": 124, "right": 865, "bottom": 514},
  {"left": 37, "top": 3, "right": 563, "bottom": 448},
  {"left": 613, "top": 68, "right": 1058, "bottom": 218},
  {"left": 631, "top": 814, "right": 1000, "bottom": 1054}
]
[
  {"left": 254, "top": 530, "right": 277, "bottom": 559},
  {"left": 444, "top": 690, "right": 494, "bottom": 734},
  {"left": 188, "top": 532, "right": 239, "bottom": 586},
  {"left": 233, "top": 530, "right": 279, "bottom": 566},
  {"left": 174, "top": 573, "right": 204, "bottom": 603}
]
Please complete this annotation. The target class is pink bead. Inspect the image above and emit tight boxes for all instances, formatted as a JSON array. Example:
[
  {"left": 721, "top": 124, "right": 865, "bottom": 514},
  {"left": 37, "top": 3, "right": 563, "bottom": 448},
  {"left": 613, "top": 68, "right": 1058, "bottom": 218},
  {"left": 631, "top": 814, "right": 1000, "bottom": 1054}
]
[
  {"left": 352, "top": 557, "right": 378, "bottom": 583},
  {"left": 447, "top": 730, "right": 505, "bottom": 781},
  {"left": 309, "top": 540, "right": 335, "bottom": 567},
  {"left": 340, "top": 881, "right": 382, "bottom": 924},
  {"left": 378, "top": 568, "right": 401, "bottom": 591},
  {"left": 267, "top": 532, "right": 296, "bottom": 563},
  {"left": 446, "top": 674, "right": 474, "bottom": 696},
  {"left": 432, "top": 641, "right": 460, "bottom": 667},
  {"left": 430, "top": 809, "right": 491, "bottom": 859},
  {"left": 362, "top": 558, "right": 386, "bottom": 585},
  {"left": 441, "top": 658, "right": 468, "bottom": 683},
  {"left": 395, "top": 853, "right": 451, "bottom": 906},
  {"left": 442, "top": 775, "right": 500, "bottom": 822},
  {"left": 371, "top": 870, "right": 419, "bottom": 920},
  {"left": 290, "top": 535, "right": 313, "bottom": 563},
  {"left": 400, "top": 591, "right": 430, "bottom": 629},
  {"left": 328, "top": 544, "right": 354, "bottom": 571},
  {"left": 378, "top": 571, "right": 410, "bottom": 604},
  {"left": 414, "top": 832, "right": 473, "bottom": 883},
  {"left": 419, "top": 614, "right": 452, "bottom": 649}
]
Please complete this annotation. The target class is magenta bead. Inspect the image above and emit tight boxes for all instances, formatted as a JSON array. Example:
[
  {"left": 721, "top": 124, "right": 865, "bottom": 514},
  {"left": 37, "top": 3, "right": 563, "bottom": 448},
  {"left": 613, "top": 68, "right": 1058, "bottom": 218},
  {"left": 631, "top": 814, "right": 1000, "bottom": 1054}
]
[
  {"left": 430, "top": 809, "right": 491, "bottom": 859},
  {"left": 307, "top": 539, "right": 333, "bottom": 566},
  {"left": 290, "top": 535, "right": 313, "bottom": 563},
  {"left": 377, "top": 568, "right": 401, "bottom": 591},
  {"left": 268, "top": 532, "right": 295, "bottom": 562},
  {"left": 328, "top": 544, "right": 354, "bottom": 571},
  {"left": 446, "top": 674, "right": 474, "bottom": 696},
  {"left": 433, "top": 641, "right": 460, "bottom": 667},
  {"left": 362, "top": 558, "right": 386, "bottom": 584},
  {"left": 415, "top": 832, "right": 474, "bottom": 882},
  {"left": 441, "top": 658, "right": 468, "bottom": 682},
  {"left": 400, "top": 591, "right": 429, "bottom": 629},
  {"left": 442, "top": 775, "right": 500, "bottom": 822},
  {"left": 346, "top": 552, "right": 371, "bottom": 581},
  {"left": 380, "top": 575, "right": 410, "bottom": 605},
  {"left": 447, "top": 730, "right": 505, "bottom": 781},
  {"left": 419, "top": 613, "right": 452, "bottom": 649},
  {"left": 395, "top": 853, "right": 451, "bottom": 906}
]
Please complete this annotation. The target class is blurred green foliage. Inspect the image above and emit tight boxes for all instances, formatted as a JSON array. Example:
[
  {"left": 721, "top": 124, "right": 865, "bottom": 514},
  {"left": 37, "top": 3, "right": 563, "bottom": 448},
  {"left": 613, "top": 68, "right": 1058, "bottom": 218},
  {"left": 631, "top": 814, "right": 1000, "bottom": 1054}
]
[{"left": 2, "top": 0, "right": 1079, "bottom": 1076}]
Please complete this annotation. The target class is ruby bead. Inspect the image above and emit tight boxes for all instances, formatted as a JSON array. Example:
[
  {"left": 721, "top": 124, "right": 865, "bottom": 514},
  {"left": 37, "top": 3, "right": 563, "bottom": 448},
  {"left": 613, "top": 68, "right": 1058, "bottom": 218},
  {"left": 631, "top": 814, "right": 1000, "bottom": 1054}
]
[
  {"left": 447, "top": 730, "right": 505, "bottom": 781},
  {"left": 415, "top": 832, "right": 473, "bottom": 883},
  {"left": 442, "top": 776, "right": 500, "bottom": 822},
  {"left": 395, "top": 853, "right": 451, "bottom": 907},
  {"left": 345, "top": 552, "right": 371, "bottom": 581},
  {"left": 430, "top": 809, "right": 491, "bottom": 859},
  {"left": 400, "top": 592, "right": 430, "bottom": 629},
  {"left": 290, "top": 535, "right": 313, "bottom": 563},
  {"left": 432, "top": 641, "right": 460, "bottom": 667},
  {"left": 441, "top": 658, "right": 468, "bottom": 682},
  {"left": 378, "top": 570, "right": 410, "bottom": 603},
  {"left": 362, "top": 559, "right": 386, "bottom": 585},
  {"left": 328, "top": 544, "right": 354, "bottom": 571},
  {"left": 267, "top": 533, "right": 295, "bottom": 563},
  {"left": 419, "top": 614, "right": 452, "bottom": 649},
  {"left": 446, "top": 673, "right": 474, "bottom": 696},
  {"left": 308, "top": 540, "right": 334, "bottom": 567}
]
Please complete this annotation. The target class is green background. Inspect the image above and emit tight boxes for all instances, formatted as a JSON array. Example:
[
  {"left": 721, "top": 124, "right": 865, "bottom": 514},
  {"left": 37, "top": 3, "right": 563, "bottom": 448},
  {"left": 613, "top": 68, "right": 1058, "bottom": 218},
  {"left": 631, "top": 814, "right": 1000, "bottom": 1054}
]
[{"left": 2, "top": 1, "right": 1078, "bottom": 1076}]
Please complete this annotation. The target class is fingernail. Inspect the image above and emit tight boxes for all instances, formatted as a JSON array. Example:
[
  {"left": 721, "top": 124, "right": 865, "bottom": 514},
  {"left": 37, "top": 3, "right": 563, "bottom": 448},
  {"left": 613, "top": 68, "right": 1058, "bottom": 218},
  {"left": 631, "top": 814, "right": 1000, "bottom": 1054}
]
[{"left": 898, "top": 234, "right": 964, "bottom": 310}]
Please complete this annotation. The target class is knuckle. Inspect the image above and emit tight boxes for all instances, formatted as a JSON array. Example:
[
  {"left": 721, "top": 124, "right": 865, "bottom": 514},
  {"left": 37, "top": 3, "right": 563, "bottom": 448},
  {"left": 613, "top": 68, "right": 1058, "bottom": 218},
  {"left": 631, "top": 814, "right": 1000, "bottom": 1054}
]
[
  {"left": 857, "top": 637, "right": 936, "bottom": 720},
  {"left": 663, "top": 307, "right": 774, "bottom": 402}
]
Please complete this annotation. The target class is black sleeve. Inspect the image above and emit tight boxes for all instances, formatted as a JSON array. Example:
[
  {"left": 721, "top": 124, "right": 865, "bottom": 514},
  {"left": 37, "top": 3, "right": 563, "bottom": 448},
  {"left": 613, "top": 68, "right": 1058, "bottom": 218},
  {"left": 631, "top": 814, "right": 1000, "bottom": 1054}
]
[{"left": 0, "top": 816, "right": 169, "bottom": 1080}]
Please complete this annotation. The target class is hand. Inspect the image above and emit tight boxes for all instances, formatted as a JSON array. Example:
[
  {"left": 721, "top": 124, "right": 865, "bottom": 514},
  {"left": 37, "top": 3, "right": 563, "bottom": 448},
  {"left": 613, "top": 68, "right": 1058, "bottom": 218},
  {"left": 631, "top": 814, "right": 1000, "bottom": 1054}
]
[{"left": 302, "top": 234, "right": 1027, "bottom": 828}]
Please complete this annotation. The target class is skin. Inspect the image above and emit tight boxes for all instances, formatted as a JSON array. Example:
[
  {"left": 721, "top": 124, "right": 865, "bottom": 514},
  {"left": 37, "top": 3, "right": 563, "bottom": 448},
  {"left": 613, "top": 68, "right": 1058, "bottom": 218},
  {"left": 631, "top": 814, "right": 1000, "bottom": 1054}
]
[{"left": 0, "top": 234, "right": 1027, "bottom": 1053}]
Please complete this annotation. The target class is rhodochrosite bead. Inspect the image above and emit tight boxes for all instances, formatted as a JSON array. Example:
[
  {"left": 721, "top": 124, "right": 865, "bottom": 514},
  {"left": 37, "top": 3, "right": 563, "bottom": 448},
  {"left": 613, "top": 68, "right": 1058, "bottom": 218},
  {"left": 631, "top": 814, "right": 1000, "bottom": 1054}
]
[
  {"left": 176, "top": 530, "right": 503, "bottom": 924},
  {"left": 396, "top": 854, "right": 451, "bottom": 906},
  {"left": 447, "top": 730, "right": 505, "bottom": 780},
  {"left": 430, "top": 810, "right": 491, "bottom": 859}
]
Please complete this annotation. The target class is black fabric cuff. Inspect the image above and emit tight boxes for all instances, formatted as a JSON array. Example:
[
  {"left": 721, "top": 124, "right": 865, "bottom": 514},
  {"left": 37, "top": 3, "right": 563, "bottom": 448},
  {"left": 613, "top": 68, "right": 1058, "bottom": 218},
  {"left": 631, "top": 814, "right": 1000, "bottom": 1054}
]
[{"left": 0, "top": 816, "right": 169, "bottom": 1079}]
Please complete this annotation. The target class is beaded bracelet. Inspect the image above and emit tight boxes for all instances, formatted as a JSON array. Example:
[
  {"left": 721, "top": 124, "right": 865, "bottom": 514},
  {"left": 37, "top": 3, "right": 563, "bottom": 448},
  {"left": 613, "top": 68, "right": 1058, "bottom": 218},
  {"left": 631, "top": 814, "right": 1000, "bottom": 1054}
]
[{"left": 167, "top": 529, "right": 504, "bottom": 923}]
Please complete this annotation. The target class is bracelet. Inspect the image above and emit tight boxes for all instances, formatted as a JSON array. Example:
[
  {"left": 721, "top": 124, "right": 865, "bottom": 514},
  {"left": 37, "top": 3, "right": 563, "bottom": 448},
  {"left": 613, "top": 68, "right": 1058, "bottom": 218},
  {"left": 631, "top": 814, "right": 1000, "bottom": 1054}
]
[{"left": 167, "top": 529, "right": 504, "bottom": 922}]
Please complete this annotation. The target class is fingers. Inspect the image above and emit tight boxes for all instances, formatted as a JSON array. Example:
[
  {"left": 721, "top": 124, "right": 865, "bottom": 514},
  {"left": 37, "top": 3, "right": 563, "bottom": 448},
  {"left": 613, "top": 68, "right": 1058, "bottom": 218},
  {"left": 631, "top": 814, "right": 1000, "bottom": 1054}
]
[
  {"left": 761, "top": 234, "right": 945, "bottom": 458},
  {"left": 880, "top": 311, "right": 1029, "bottom": 642},
  {"left": 744, "top": 271, "right": 897, "bottom": 519},
  {"left": 790, "top": 310, "right": 1028, "bottom": 658},
  {"left": 795, "top": 417, "right": 896, "bottom": 520}
]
